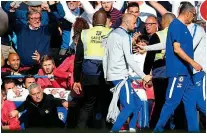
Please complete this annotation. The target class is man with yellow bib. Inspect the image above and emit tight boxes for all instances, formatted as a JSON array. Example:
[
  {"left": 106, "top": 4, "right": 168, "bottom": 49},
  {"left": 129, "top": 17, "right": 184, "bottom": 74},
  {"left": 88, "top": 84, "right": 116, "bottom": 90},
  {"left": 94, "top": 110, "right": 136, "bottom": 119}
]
[{"left": 73, "top": 10, "right": 112, "bottom": 129}]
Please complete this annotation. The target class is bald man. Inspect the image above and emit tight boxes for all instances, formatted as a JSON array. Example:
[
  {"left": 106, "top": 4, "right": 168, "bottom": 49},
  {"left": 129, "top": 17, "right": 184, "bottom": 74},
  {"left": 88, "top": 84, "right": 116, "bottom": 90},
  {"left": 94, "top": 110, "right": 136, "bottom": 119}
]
[
  {"left": 1, "top": 53, "right": 33, "bottom": 78},
  {"left": 73, "top": 10, "right": 112, "bottom": 129},
  {"left": 0, "top": 8, "right": 8, "bottom": 36},
  {"left": 103, "top": 13, "right": 152, "bottom": 132}
]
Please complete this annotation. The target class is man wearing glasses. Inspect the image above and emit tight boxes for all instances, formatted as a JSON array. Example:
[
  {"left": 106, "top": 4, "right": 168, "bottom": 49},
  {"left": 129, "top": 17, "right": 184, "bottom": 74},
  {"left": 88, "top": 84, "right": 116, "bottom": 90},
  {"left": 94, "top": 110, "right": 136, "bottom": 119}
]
[
  {"left": 5, "top": 2, "right": 62, "bottom": 67},
  {"left": 154, "top": 2, "right": 202, "bottom": 132},
  {"left": 140, "top": 15, "right": 159, "bottom": 127}
]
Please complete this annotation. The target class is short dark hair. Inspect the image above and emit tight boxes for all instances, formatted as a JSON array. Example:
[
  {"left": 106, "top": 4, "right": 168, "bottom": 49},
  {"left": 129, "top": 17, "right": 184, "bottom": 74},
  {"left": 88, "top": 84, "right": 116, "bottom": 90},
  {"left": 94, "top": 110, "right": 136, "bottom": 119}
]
[
  {"left": 179, "top": 2, "right": 195, "bottom": 15},
  {"left": 136, "top": 35, "right": 149, "bottom": 45},
  {"left": 2, "top": 78, "right": 16, "bottom": 89},
  {"left": 127, "top": 2, "right": 139, "bottom": 10},
  {"left": 23, "top": 74, "right": 36, "bottom": 84}
]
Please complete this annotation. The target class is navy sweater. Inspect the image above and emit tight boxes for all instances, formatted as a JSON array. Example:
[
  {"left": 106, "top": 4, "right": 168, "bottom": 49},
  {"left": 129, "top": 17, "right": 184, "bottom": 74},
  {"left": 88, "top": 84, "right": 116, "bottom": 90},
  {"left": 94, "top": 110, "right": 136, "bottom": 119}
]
[
  {"left": 16, "top": 24, "right": 51, "bottom": 66},
  {"left": 13, "top": 11, "right": 59, "bottom": 66}
]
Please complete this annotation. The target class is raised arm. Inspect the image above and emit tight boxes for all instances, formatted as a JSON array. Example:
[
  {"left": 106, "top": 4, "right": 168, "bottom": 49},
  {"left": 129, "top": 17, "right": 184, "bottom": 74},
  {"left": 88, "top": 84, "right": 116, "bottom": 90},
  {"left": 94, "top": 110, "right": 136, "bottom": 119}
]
[
  {"left": 80, "top": 1, "right": 95, "bottom": 23},
  {"left": 173, "top": 42, "right": 202, "bottom": 71},
  {"left": 60, "top": 1, "right": 77, "bottom": 23},
  {"left": 148, "top": 1, "right": 168, "bottom": 16}
]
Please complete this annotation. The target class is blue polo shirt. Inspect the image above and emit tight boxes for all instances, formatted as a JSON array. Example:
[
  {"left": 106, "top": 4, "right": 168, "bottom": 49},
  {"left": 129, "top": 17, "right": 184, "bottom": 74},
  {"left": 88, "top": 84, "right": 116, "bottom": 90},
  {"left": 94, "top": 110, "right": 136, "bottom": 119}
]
[{"left": 166, "top": 18, "right": 193, "bottom": 77}]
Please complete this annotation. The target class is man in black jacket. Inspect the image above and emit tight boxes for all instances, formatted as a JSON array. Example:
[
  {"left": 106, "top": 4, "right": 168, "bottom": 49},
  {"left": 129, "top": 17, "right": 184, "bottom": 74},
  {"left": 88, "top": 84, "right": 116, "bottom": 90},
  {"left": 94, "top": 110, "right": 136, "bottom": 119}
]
[{"left": 9, "top": 83, "right": 69, "bottom": 128}]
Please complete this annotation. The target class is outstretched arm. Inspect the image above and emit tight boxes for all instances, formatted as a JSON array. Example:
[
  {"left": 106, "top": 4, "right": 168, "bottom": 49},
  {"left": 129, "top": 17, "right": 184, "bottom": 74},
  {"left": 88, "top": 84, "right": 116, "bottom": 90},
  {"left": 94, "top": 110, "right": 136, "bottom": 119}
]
[
  {"left": 60, "top": 1, "right": 77, "bottom": 23},
  {"left": 148, "top": 1, "right": 168, "bottom": 16},
  {"left": 173, "top": 42, "right": 202, "bottom": 71}
]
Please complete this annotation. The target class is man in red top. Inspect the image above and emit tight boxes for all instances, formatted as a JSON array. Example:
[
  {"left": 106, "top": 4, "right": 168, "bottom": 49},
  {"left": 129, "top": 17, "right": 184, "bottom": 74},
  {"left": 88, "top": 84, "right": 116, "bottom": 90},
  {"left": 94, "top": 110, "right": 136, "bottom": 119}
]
[
  {"left": 101, "top": 1, "right": 122, "bottom": 27},
  {"left": 37, "top": 55, "right": 74, "bottom": 90},
  {"left": 1, "top": 89, "right": 21, "bottom": 130}
]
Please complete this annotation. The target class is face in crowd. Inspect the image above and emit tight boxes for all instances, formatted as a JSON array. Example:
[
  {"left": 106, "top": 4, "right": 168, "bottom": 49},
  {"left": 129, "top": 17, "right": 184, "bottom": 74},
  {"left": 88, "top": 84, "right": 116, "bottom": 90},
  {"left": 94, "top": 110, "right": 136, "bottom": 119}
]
[
  {"left": 185, "top": 8, "right": 196, "bottom": 24},
  {"left": 7, "top": 53, "right": 20, "bottom": 72},
  {"left": 137, "top": 39, "right": 148, "bottom": 46},
  {"left": 42, "top": 60, "right": 55, "bottom": 75},
  {"left": 127, "top": 6, "right": 139, "bottom": 19},
  {"left": 4, "top": 82, "right": 16, "bottom": 93},
  {"left": 101, "top": 1, "right": 113, "bottom": 12},
  {"left": 25, "top": 77, "right": 36, "bottom": 89},
  {"left": 145, "top": 16, "right": 158, "bottom": 35},
  {"left": 28, "top": 12, "right": 41, "bottom": 28},
  {"left": 30, "top": 86, "right": 43, "bottom": 103},
  {"left": 67, "top": 1, "right": 80, "bottom": 11}
]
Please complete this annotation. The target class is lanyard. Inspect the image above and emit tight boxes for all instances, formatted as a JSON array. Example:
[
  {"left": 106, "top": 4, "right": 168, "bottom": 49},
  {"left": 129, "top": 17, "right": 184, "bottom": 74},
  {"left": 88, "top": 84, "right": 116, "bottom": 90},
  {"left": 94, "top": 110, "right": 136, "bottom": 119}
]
[
  {"left": 192, "top": 24, "right": 197, "bottom": 40},
  {"left": 193, "top": 24, "right": 198, "bottom": 52}
]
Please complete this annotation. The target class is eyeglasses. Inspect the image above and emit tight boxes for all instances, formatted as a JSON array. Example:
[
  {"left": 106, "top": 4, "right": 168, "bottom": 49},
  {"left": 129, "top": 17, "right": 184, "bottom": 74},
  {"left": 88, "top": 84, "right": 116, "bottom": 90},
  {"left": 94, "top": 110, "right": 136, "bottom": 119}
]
[
  {"left": 189, "top": 11, "right": 196, "bottom": 18},
  {"left": 29, "top": 17, "right": 41, "bottom": 20},
  {"left": 144, "top": 23, "right": 157, "bottom": 26}
]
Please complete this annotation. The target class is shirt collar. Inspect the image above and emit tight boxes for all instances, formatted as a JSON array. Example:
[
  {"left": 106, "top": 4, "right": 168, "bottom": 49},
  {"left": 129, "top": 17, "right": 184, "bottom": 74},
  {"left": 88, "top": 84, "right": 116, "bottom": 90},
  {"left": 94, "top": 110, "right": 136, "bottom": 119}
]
[
  {"left": 29, "top": 25, "right": 39, "bottom": 30},
  {"left": 119, "top": 26, "right": 129, "bottom": 33}
]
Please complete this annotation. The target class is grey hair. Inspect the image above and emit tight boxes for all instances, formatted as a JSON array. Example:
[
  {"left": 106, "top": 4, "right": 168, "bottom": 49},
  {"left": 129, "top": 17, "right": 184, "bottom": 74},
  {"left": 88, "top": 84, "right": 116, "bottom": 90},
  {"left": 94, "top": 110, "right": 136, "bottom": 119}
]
[
  {"left": 179, "top": 2, "right": 195, "bottom": 15},
  {"left": 28, "top": 83, "right": 41, "bottom": 93},
  {"left": 146, "top": 15, "right": 158, "bottom": 24}
]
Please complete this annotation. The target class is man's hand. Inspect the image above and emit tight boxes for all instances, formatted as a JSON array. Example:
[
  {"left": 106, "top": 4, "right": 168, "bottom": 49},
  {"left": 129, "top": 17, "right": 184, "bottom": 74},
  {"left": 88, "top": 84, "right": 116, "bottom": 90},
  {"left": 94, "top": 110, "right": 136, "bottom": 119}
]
[
  {"left": 137, "top": 44, "right": 146, "bottom": 54},
  {"left": 73, "top": 82, "right": 82, "bottom": 95},
  {"left": 58, "top": 27, "right": 62, "bottom": 36},
  {"left": 9, "top": 110, "right": 19, "bottom": 118},
  {"left": 10, "top": 2, "right": 20, "bottom": 12},
  {"left": 132, "top": 32, "right": 141, "bottom": 45},
  {"left": 48, "top": 74, "right": 55, "bottom": 81},
  {"left": 2, "top": 125, "right": 9, "bottom": 130},
  {"left": 13, "top": 86, "right": 21, "bottom": 97},
  {"left": 191, "top": 61, "right": 203, "bottom": 71},
  {"left": 32, "top": 50, "right": 40, "bottom": 62},
  {"left": 41, "top": 3, "right": 50, "bottom": 12},
  {"left": 143, "top": 75, "right": 152, "bottom": 89},
  {"left": 173, "top": 42, "right": 203, "bottom": 72},
  {"left": 13, "top": 72, "right": 21, "bottom": 75},
  {"left": 62, "top": 101, "right": 69, "bottom": 110}
]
